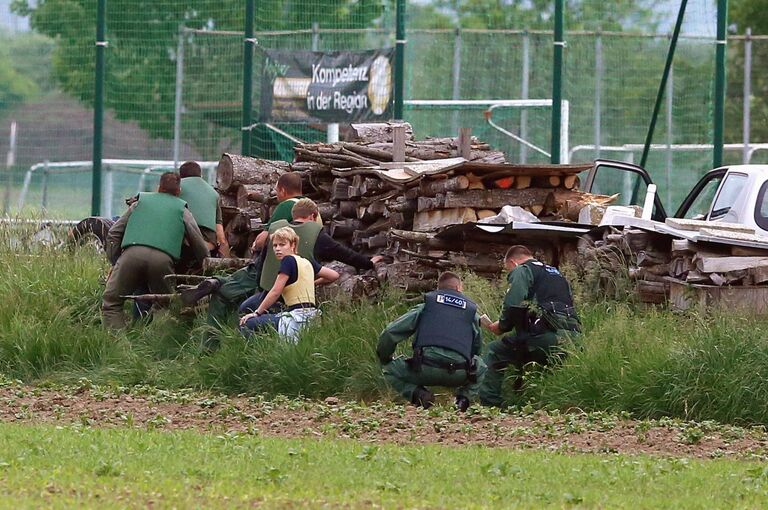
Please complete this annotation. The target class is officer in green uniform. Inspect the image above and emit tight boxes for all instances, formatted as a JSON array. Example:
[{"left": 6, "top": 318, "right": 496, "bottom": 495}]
[
  {"left": 178, "top": 161, "right": 230, "bottom": 258},
  {"left": 478, "top": 245, "right": 581, "bottom": 407},
  {"left": 377, "top": 272, "right": 487, "bottom": 411},
  {"left": 102, "top": 172, "right": 209, "bottom": 329}
]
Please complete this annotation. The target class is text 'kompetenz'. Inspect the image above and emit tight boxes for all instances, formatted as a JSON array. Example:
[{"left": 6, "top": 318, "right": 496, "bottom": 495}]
[{"left": 311, "top": 64, "right": 369, "bottom": 86}]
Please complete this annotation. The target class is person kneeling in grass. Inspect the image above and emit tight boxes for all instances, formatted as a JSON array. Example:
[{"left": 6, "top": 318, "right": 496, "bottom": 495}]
[{"left": 239, "top": 226, "right": 339, "bottom": 342}]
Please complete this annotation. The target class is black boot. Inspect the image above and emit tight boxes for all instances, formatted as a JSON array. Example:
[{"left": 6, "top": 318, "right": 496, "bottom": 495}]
[
  {"left": 454, "top": 396, "right": 470, "bottom": 412},
  {"left": 180, "top": 278, "right": 221, "bottom": 306},
  {"left": 410, "top": 387, "right": 435, "bottom": 409}
]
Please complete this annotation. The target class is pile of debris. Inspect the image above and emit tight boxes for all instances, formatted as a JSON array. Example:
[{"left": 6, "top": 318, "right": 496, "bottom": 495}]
[{"left": 213, "top": 122, "right": 617, "bottom": 290}]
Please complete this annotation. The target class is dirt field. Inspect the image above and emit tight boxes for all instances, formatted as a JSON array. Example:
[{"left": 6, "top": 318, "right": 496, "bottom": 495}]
[{"left": 1, "top": 382, "right": 765, "bottom": 459}]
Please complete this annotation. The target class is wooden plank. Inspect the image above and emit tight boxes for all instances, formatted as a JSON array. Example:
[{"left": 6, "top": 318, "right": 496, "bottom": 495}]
[
  {"left": 458, "top": 127, "right": 472, "bottom": 160},
  {"left": 696, "top": 256, "right": 768, "bottom": 273},
  {"left": 413, "top": 208, "right": 478, "bottom": 232},
  {"left": 669, "top": 278, "right": 768, "bottom": 313},
  {"left": 664, "top": 218, "right": 755, "bottom": 234},
  {"left": 392, "top": 125, "right": 406, "bottom": 164}
]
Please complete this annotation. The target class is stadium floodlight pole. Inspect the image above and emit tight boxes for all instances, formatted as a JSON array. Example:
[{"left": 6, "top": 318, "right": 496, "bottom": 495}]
[
  {"left": 550, "top": 0, "right": 564, "bottom": 164},
  {"left": 640, "top": 0, "right": 687, "bottom": 170},
  {"left": 394, "top": 0, "right": 406, "bottom": 120},
  {"left": 91, "top": 0, "right": 106, "bottom": 216},
  {"left": 713, "top": 0, "right": 728, "bottom": 168},
  {"left": 241, "top": 0, "right": 255, "bottom": 156}
]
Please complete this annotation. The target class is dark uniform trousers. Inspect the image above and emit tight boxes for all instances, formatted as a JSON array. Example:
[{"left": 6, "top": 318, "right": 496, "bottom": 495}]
[{"left": 102, "top": 245, "right": 175, "bottom": 329}]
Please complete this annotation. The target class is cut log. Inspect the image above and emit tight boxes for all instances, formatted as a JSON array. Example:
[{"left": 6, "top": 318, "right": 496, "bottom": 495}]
[
  {"left": 337, "top": 201, "right": 359, "bottom": 219},
  {"left": 389, "top": 229, "right": 452, "bottom": 250},
  {"left": 216, "top": 154, "right": 289, "bottom": 192},
  {"left": 203, "top": 257, "right": 251, "bottom": 274},
  {"left": 234, "top": 183, "right": 272, "bottom": 207},
  {"left": 547, "top": 176, "right": 561, "bottom": 187},
  {"left": 413, "top": 208, "right": 477, "bottom": 232},
  {"left": 418, "top": 189, "right": 553, "bottom": 211},
  {"left": 364, "top": 213, "right": 405, "bottom": 234},
  {"left": 749, "top": 265, "right": 768, "bottom": 284},
  {"left": 529, "top": 204, "right": 544, "bottom": 216},
  {"left": 636, "top": 280, "right": 668, "bottom": 304},
  {"left": 419, "top": 175, "right": 470, "bottom": 197},
  {"left": 163, "top": 274, "right": 209, "bottom": 287},
  {"left": 219, "top": 194, "right": 238, "bottom": 208},
  {"left": 514, "top": 175, "right": 532, "bottom": 189},
  {"left": 563, "top": 175, "right": 579, "bottom": 189},
  {"left": 329, "top": 219, "right": 364, "bottom": 238},
  {"left": 544, "top": 190, "right": 618, "bottom": 221},
  {"left": 350, "top": 122, "right": 414, "bottom": 143},
  {"left": 477, "top": 209, "right": 497, "bottom": 220},
  {"left": 120, "top": 294, "right": 175, "bottom": 304},
  {"left": 637, "top": 250, "right": 670, "bottom": 267},
  {"left": 330, "top": 179, "right": 351, "bottom": 202}
]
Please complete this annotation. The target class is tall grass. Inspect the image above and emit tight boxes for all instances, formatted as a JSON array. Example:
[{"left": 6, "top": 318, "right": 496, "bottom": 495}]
[{"left": 3, "top": 222, "right": 768, "bottom": 424}]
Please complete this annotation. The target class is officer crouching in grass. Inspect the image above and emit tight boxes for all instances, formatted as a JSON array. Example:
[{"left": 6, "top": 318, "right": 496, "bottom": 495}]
[
  {"left": 478, "top": 245, "right": 581, "bottom": 407},
  {"left": 377, "top": 272, "right": 486, "bottom": 412}
]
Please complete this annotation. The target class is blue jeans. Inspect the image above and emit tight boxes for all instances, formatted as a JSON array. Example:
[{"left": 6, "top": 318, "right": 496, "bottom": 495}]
[
  {"left": 240, "top": 313, "right": 280, "bottom": 337},
  {"left": 238, "top": 291, "right": 267, "bottom": 314}
]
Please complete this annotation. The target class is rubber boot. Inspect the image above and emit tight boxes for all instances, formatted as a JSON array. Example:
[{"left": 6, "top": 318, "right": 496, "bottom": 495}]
[
  {"left": 180, "top": 278, "right": 221, "bottom": 306},
  {"left": 410, "top": 387, "right": 435, "bottom": 409},
  {"left": 454, "top": 396, "right": 470, "bottom": 412}
]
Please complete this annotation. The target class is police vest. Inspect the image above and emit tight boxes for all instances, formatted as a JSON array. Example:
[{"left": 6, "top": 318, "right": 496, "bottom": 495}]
[
  {"left": 121, "top": 192, "right": 187, "bottom": 260},
  {"left": 259, "top": 220, "right": 322, "bottom": 291},
  {"left": 179, "top": 176, "right": 219, "bottom": 232},
  {"left": 413, "top": 290, "right": 477, "bottom": 361},
  {"left": 282, "top": 255, "right": 316, "bottom": 306},
  {"left": 524, "top": 260, "right": 575, "bottom": 311}
]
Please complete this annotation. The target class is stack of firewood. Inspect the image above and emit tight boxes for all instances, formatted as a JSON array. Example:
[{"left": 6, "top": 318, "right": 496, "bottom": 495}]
[
  {"left": 578, "top": 218, "right": 768, "bottom": 304},
  {"left": 212, "top": 122, "right": 617, "bottom": 290}
]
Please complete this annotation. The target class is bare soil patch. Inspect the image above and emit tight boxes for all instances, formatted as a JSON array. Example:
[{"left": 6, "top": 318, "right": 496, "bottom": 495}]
[{"left": 1, "top": 382, "right": 765, "bottom": 459}]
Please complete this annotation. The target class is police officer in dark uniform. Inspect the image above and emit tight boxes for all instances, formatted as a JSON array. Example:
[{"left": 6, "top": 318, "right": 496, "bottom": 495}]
[
  {"left": 479, "top": 245, "right": 581, "bottom": 407},
  {"left": 377, "top": 272, "right": 487, "bottom": 411}
]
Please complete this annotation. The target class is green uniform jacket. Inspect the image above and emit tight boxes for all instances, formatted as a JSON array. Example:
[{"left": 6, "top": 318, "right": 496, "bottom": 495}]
[
  {"left": 498, "top": 262, "right": 580, "bottom": 338},
  {"left": 377, "top": 304, "right": 483, "bottom": 365},
  {"left": 106, "top": 195, "right": 209, "bottom": 264},
  {"left": 179, "top": 176, "right": 220, "bottom": 232}
]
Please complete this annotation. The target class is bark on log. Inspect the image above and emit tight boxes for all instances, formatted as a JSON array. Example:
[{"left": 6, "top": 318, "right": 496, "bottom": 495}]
[
  {"left": 235, "top": 183, "right": 272, "bottom": 207},
  {"left": 203, "top": 257, "right": 252, "bottom": 274},
  {"left": 120, "top": 294, "right": 175, "bottom": 304},
  {"left": 329, "top": 218, "right": 364, "bottom": 238},
  {"left": 217, "top": 153, "right": 289, "bottom": 192},
  {"left": 350, "top": 122, "right": 414, "bottom": 143},
  {"left": 417, "top": 189, "right": 553, "bottom": 211},
  {"left": 419, "top": 175, "right": 470, "bottom": 197}
]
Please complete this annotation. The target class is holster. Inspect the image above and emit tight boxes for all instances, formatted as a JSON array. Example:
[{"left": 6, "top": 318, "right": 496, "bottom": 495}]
[{"left": 405, "top": 348, "right": 424, "bottom": 373}]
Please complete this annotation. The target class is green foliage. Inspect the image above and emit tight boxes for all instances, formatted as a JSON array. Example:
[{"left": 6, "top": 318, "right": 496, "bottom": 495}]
[
  {"left": 0, "top": 30, "right": 54, "bottom": 111},
  {"left": 532, "top": 302, "right": 768, "bottom": 424},
  {"left": 2, "top": 422, "right": 768, "bottom": 508}
]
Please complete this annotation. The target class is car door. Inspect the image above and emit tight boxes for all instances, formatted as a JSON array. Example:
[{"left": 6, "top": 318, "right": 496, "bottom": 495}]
[
  {"left": 673, "top": 168, "right": 727, "bottom": 219},
  {"left": 582, "top": 159, "right": 667, "bottom": 221}
]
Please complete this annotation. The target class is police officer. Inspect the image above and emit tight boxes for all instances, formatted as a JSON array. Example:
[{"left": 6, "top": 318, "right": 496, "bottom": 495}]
[
  {"left": 178, "top": 161, "right": 230, "bottom": 258},
  {"left": 478, "top": 245, "right": 581, "bottom": 407},
  {"left": 377, "top": 272, "right": 487, "bottom": 411},
  {"left": 102, "top": 172, "right": 209, "bottom": 329}
]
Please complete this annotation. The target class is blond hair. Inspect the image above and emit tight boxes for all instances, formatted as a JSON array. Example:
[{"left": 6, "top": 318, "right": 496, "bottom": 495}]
[
  {"left": 291, "top": 198, "right": 319, "bottom": 220},
  {"left": 271, "top": 226, "right": 299, "bottom": 247}
]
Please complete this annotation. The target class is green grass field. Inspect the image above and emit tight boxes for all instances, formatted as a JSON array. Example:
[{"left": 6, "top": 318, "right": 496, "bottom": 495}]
[
  {"left": 3, "top": 225, "right": 768, "bottom": 425},
  {"left": 1, "top": 422, "right": 767, "bottom": 509}
]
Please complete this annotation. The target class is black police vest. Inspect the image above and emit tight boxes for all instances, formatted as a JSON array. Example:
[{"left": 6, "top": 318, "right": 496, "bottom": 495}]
[
  {"left": 413, "top": 290, "right": 477, "bottom": 361},
  {"left": 524, "top": 260, "right": 575, "bottom": 310}
]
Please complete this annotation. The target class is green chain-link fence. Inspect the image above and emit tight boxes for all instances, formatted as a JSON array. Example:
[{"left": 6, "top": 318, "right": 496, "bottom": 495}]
[{"left": 0, "top": 0, "right": 763, "bottom": 218}]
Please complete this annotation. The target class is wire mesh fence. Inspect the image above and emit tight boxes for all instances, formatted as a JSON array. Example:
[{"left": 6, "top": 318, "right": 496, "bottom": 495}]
[{"left": 0, "top": 0, "right": 764, "bottom": 218}]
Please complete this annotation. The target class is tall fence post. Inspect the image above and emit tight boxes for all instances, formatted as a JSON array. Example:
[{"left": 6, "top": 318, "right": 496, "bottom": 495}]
[
  {"left": 713, "top": 0, "right": 728, "bottom": 168},
  {"left": 450, "top": 28, "right": 462, "bottom": 133},
  {"left": 520, "top": 30, "right": 530, "bottom": 163},
  {"left": 173, "top": 25, "right": 185, "bottom": 169},
  {"left": 3, "top": 120, "right": 16, "bottom": 216},
  {"left": 594, "top": 32, "right": 603, "bottom": 159},
  {"left": 41, "top": 160, "right": 49, "bottom": 211},
  {"left": 550, "top": 0, "right": 564, "bottom": 164},
  {"left": 241, "top": 0, "right": 255, "bottom": 156},
  {"left": 640, "top": 0, "right": 687, "bottom": 169},
  {"left": 91, "top": 0, "right": 106, "bottom": 216},
  {"left": 394, "top": 0, "right": 406, "bottom": 120},
  {"left": 743, "top": 28, "right": 752, "bottom": 164},
  {"left": 666, "top": 65, "right": 674, "bottom": 207}
]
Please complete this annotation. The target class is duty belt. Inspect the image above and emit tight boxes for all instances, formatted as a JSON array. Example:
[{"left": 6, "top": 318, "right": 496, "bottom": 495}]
[{"left": 420, "top": 356, "right": 470, "bottom": 374}]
